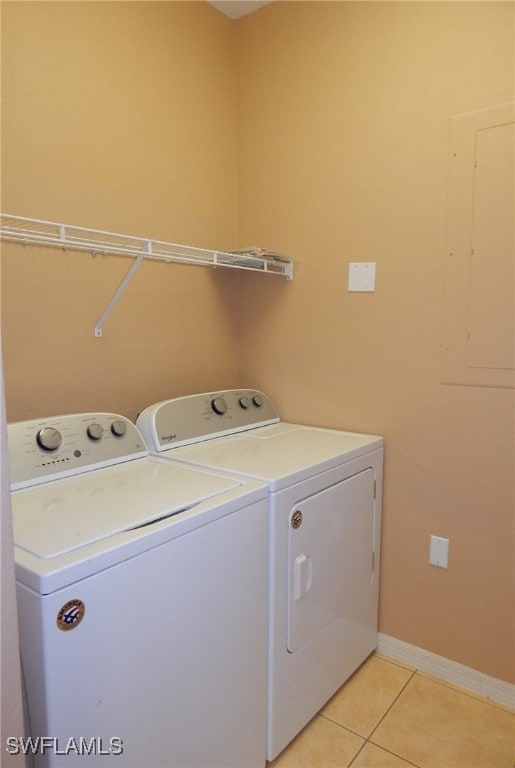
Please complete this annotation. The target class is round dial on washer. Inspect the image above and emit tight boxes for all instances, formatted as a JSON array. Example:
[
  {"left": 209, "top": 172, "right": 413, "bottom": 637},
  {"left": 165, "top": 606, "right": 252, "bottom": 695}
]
[
  {"left": 239, "top": 396, "right": 250, "bottom": 409},
  {"left": 252, "top": 394, "right": 264, "bottom": 407},
  {"left": 211, "top": 397, "right": 228, "bottom": 415},
  {"left": 87, "top": 423, "right": 104, "bottom": 440},
  {"left": 37, "top": 427, "right": 62, "bottom": 452},
  {"left": 111, "top": 419, "right": 127, "bottom": 437}
]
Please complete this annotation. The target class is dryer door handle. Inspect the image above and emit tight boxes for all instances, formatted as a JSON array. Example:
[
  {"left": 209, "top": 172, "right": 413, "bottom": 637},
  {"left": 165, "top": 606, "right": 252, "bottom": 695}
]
[{"left": 294, "top": 554, "right": 312, "bottom": 600}]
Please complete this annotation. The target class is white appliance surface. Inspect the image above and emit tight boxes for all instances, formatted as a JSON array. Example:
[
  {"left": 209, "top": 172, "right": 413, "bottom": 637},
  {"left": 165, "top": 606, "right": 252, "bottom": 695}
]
[
  {"left": 163, "top": 421, "right": 382, "bottom": 490},
  {"left": 136, "top": 390, "right": 384, "bottom": 761},
  {"left": 9, "top": 412, "right": 268, "bottom": 767}
]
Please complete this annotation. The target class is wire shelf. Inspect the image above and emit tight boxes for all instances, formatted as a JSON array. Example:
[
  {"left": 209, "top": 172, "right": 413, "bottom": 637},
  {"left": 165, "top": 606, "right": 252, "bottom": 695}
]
[
  {"left": 0, "top": 214, "right": 292, "bottom": 337},
  {"left": 0, "top": 214, "right": 293, "bottom": 278}
]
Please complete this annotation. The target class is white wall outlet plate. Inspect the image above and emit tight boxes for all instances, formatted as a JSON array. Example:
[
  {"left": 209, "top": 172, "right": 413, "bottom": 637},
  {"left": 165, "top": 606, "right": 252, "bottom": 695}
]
[
  {"left": 348, "top": 262, "right": 376, "bottom": 292},
  {"left": 429, "top": 535, "right": 449, "bottom": 568}
]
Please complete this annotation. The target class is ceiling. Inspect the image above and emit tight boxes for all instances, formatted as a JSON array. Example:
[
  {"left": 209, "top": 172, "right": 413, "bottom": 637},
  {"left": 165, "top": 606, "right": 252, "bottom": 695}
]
[{"left": 208, "top": 1, "right": 271, "bottom": 20}]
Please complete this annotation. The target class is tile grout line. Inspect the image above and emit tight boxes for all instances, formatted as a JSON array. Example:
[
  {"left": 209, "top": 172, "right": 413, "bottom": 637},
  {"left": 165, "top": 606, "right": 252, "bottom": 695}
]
[
  {"left": 363, "top": 669, "right": 421, "bottom": 767},
  {"left": 347, "top": 739, "right": 421, "bottom": 768},
  {"left": 376, "top": 651, "right": 514, "bottom": 714},
  {"left": 319, "top": 668, "right": 422, "bottom": 768},
  {"left": 312, "top": 656, "right": 513, "bottom": 767},
  {"left": 367, "top": 668, "right": 418, "bottom": 741}
]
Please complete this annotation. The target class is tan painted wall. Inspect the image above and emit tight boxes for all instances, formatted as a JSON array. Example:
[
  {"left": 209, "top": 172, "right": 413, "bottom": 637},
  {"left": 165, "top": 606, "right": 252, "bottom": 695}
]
[
  {"left": 235, "top": 1, "right": 514, "bottom": 683},
  {"left": 1, "top": 1, "right": 240, "bottom": 422}
]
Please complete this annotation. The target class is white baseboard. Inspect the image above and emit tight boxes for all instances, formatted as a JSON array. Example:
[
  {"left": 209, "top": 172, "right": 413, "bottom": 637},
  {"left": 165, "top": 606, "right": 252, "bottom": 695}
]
[{"left": 377, "top": 633, "right": 515, "bottom": 710}]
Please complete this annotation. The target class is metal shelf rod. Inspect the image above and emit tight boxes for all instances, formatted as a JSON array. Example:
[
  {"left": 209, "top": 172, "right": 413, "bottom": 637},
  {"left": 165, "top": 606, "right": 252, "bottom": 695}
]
[{"left": 94, "top": 240, "right": 151, "bottom": 338}]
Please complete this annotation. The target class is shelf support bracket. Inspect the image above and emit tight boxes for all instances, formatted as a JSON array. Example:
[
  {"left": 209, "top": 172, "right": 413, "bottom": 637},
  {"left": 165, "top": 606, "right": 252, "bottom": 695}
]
[{"left": 94, "top": 240, "right": 152, "bottom": 337}]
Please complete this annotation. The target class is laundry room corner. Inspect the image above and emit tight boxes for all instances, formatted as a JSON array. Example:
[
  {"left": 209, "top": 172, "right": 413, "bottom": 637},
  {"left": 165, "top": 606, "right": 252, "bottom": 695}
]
[{"left": 234, "top": 1, "right": 514, "bottom": 687}]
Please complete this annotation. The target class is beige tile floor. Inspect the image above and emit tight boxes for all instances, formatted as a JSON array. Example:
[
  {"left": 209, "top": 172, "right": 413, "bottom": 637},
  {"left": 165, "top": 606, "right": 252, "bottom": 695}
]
[{"left": 267, "top": 653, "right": 515, "bottom": 768}]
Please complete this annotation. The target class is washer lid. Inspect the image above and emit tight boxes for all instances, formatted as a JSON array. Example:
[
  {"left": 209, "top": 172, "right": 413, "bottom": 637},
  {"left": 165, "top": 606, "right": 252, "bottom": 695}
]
[
  {"left": 168, "top": 423, "right": 383, "bottom": 491},
  {"left": 12, "top": 456, "right": 243, "bottom": 559}
]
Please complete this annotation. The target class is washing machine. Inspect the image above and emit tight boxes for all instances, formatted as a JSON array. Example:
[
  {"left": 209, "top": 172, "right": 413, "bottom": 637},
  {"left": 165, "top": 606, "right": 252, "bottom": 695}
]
[
  {"left": 8, "top": 412, "right": 268, "bottom": 768},
  {"left": 136, "top": 390, "right": 384, "bottom": 760}
]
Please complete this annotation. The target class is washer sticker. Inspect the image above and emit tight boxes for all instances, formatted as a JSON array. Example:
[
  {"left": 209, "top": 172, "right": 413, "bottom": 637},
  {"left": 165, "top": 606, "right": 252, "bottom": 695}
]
[{"left": 56, "top": 599, "right": 85, "bottom": 631}]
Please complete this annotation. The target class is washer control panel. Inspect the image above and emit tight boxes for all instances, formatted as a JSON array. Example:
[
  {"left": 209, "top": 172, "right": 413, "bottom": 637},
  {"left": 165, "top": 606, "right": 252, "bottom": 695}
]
[
  {"left": 8, "top": 413, "right": 147, "bottom": 489},
  {"left": 137, "top": 389, "right": 279, "bottom": 451}
]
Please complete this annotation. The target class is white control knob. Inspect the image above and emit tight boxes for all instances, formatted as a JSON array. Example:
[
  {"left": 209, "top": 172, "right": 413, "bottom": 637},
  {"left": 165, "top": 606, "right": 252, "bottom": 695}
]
[
  {"left": 211, "top": 397, "right": 228, "bottom": 415},
  {"left": 37, "top": 427, "right": 62, "bottom": 451},
  {"left": 239, "top": 397, "right": 250, "bottom": 409},
  {"left": 111, "top": 419, "right": 127, "bottom": 437},
  {"left": 252, "top": 394, "right": 264, "bottom": 407},
  {"left": 87, "top": 423, "right": 104, "bottom": 440}
]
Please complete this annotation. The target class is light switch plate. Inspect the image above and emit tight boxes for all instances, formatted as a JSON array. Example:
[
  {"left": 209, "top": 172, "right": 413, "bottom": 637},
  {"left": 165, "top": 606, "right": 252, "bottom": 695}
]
[{"left": 348, "top": 262, "right": 376, "bottom": 291}]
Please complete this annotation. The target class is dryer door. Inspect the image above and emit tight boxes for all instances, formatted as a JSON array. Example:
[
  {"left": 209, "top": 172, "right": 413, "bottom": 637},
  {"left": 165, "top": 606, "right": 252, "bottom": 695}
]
[{"left": 287, "top": 468, "right": 375, "bottom": 653}]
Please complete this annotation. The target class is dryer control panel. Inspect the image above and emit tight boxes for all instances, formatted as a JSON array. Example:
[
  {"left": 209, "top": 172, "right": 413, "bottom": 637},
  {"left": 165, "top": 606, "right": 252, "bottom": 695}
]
[
  {"left": 137, "top": 389, "right": 279, "bottom": 451},
  {"left": 8, "top": 413, "right": 147, "bottom": 489}
]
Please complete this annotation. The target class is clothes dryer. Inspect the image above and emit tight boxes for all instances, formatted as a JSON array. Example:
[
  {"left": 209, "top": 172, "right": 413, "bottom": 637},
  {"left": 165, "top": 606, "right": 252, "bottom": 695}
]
[
  {"left": 9, "top": 412, "right": 268, "bottom": 768},
  {"left": 137, "top": 390, "right": 383, "bottom": 760}
]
